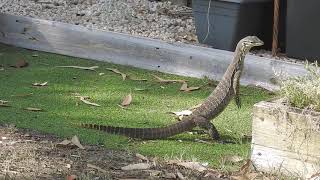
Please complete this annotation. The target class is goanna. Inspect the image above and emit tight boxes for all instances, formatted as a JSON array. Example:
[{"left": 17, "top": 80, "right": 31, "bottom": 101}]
[{"left": 78, "top": 36, "right": 264, "bottom": 140}]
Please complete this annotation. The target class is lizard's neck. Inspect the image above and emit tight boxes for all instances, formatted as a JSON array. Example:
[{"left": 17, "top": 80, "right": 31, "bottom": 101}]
[{"left": 224, "top": 46, "right": 246, "bottom": 80}]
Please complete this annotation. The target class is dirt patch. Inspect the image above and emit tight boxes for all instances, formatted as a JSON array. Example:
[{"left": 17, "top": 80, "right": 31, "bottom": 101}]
[{"left": 0, "top": 124, "right": 227, "bottom": 179}]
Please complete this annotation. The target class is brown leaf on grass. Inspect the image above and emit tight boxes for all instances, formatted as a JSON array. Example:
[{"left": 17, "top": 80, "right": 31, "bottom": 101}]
[
  {"left": 71, "top": 135, "right": 85, "bottom": 149},
  {"left": 135, "top": 153, "right": 149, "bottom": 161},
  {"left": 224, "top": 155, "right": 244, "bottom": 163},
  {"left": 239, "top": 160, "right": 252, "bottom": 175},
  {"left": 32, "top": 82, "right": 48, "bottom": 87},
  {"left": 55, "top": 65, "right": 99, "bottom": 71},
  {"left": 163, "top": 172, "right": 176, "bottom": 179},
  {"left": 176, "top": 162, "right": 207, "bottom": 172},
  {"left": 134, "top": 88, "right": 147, "bottom": 91},
  {"left": 57, "top": 140, "right": 72, "bottom": 146},
  {"left": 180, "top": 81, "right": 188, "bottom": 90},
  {"left": 0, "top": 100, "right": 8, "bottom": 104},
  {"left": 170, "top": 110, "right": 193, "bottom": 117},
  {"left": 57, "top": 136, "right": 85, "bottom": 149},
  {"left": 11, "top": 93, "right": 33, "bottom": 97},
  {"left": 121, "top": 93, "right": 132, "bottom": 106},
  {"left": 152, "top": 74, "right": 185, "bottom": 83},
  {"left": 76, "top": 96, "right": 100, "bottom": 107},
  {"left": 169, "top": 110, "right": 192, "bottom": 120},
  {"left": 11, "top": 60, "right": 28, "bottom": 68},
  {"left": 106, "top": 68, "right": 127, "bottom": 80},
  {"left": 0, "top": 103, "right": 10, "bottom": 107},
  {"left": 0, "top": 100, "right": 10, "bottom": 107},
  {"left": 180, "top": 82, "right": 200, "bottom": 92},
  {"left": 176, "top": 171, "right": 185, "bottom": 180},
  {"left": 87, "top": 163, "right": 107, "bottom": 173},
  {"left": 56, "top": 140, "right": 77, "bottom": 149},
  {"left": 121, "top": 163, "right": 151, "bottom": 171},
  {"left": 23, "top": 107, "right": 43, "bottom": 111}
]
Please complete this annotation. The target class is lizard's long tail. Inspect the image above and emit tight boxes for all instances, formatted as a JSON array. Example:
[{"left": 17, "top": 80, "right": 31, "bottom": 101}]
[{"left": 78, "top": 119, "right": 196, "bottom": 139}]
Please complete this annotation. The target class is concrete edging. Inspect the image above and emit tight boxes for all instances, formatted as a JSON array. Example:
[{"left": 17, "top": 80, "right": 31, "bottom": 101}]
[{"left": 0, "top": 13, "right": 307, "bottom": 91}]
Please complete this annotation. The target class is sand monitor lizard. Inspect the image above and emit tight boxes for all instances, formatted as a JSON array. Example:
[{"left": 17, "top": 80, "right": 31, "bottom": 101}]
[{"left": 78, "top": 36, "right": 264, "bottom": 140}]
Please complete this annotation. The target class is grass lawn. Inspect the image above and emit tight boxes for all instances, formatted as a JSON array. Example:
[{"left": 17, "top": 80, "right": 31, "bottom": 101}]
[{"left": 0, "top": 44, "right": 273, "bottom": 171}]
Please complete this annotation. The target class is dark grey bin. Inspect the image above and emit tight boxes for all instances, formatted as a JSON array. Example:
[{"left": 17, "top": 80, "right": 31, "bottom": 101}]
[
  {"left": 286, "top": 1, "right": 320, "bottom": 61},
  {"left": 192, "top": 0, "right": 273, "bottom": 51}
]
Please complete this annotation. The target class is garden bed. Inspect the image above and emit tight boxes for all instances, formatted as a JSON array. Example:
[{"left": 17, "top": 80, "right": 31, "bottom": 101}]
[{"left": 251, "top": 100, "right": 320, "bottom": 179}]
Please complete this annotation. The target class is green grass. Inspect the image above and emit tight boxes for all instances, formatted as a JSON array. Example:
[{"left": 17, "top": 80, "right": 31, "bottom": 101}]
[{"left": 0, "top": 44, "right": 273, "bottom": 171}]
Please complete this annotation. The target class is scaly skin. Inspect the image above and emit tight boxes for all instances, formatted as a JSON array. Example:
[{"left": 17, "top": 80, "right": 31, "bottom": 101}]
[{"left": 78, "top": 36, "right": 264, "bottom": 140}]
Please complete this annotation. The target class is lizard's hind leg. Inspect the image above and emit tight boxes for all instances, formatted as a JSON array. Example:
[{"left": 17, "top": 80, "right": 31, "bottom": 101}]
[{"left": 194, "top": 116, "right": 220, "bottom": 140}]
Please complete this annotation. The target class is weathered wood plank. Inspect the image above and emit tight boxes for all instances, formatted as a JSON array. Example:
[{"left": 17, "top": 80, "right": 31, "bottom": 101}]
[
  {"left": 0, "top": 13, "right": 308, "bottom": 91},
  {"left": 251, "top": 101, "right": 320, "bottom": 179}
]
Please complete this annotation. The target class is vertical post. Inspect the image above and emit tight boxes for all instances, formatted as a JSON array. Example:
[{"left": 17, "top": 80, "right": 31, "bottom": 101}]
[{"left": 272, "top": 0, "right": 280, "bottom": 57}]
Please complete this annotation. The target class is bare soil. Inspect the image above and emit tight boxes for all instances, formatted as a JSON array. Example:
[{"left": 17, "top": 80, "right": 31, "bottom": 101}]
[{"left": 0, "top": 124, "right": 226, "bottom": 180}]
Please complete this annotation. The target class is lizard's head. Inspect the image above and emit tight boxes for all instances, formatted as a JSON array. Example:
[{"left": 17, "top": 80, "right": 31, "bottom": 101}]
[{"left": 237, "top": 36, "right": 264, "bottom": 53}]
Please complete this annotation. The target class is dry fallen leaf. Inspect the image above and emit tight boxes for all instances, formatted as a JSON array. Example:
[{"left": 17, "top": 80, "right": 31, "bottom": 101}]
[
  {"left": 180, "top": 81, "right": 188, "bottom": 90},
  {"left": 12, "top": 59, "right": 28, "bottom": 68},
  {"left": 170, "top": 110, "right": 193, "bottom": 117},
  {"left": 121, "top": 163, "right": 151, "bottom": 171},
  {"left": 57, "top": 139, "right": 72, "bottom": 146},
  {"left": 76, "top": 96, "right": 100, "bottom": 107},
  {"left": 98, "top": 73, "right": 105, "bottom": 76},
  {"left": 71, "top": 135, "right": 85, "bottom": 149},
  {"left": 23, "top": 107, "right": 43, "bottom": 111},
  {"left": 170, "top": 110, "right": 193, "bottom": 120},
  {"left": 134, "top": 88, "right": 147, "bottom": 91},
  {"left": 176, "top": 171, "right": 185, "bottom": 180},
  {"left": 0, "top": 104, "right": 10, "bottom": 107},
  {"left": 106, "top": 68, "right": 127, "bottom": 80},
  {"left": 239, "top": 160, "right": 252, "bottom": 175},
  {"left": 0, "top": 100, "right": 8, "bottom": 104},
  {"left": 32, "top": 81, "right": 48, "bottom": 87},
  {"left": 152, "top": 74, "right": 185, "bottom": 83},
  {"left": 87, "top": 163, "right": 107, "bottom": 173},
  {"left": 224, "top": 155, "right": 244, "bottom": 163},
  {"left": 195, "top": 139, "right": 212, "bottom": 144},
  {"left": 163, "top": 172, "right": 176, "bottom": 179},
  {"left": 180, "top": 82, "right": 200, "bottom": 92},
  {"left": 135, "top": 153, "right": 148, "bottom": 161},
  {"left": 55, "top": 65, "right": 99, "bottom": 71},
  {"left": 176, "top": 162, "right": 207, "bottom": 172},
  {"left": 121, "top": 93, "right": 132, "bottom": 106}
]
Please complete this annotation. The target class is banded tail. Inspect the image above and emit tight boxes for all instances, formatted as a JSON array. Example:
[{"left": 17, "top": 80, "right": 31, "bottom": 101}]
[{"left": 78, "top": 119, "right": 196, "bottom": 139}]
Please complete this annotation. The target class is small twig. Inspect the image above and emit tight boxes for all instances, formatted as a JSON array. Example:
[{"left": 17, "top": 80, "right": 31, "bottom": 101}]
[
  {"left": 55, "top": 65, "right": 99, "bottom": 71},
  {"left": 75, "top": 96, "right": 100, "bottom": 107}
]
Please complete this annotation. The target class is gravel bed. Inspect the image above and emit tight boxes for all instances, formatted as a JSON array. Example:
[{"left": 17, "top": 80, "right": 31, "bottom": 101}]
[{"left": 0, "top": 0, "right": 198, "bottom": 44}]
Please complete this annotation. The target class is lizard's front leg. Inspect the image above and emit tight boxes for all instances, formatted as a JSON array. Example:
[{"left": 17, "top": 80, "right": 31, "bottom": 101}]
[{"left": 194, "top": 116, "right": 220, "bottom": 140}]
